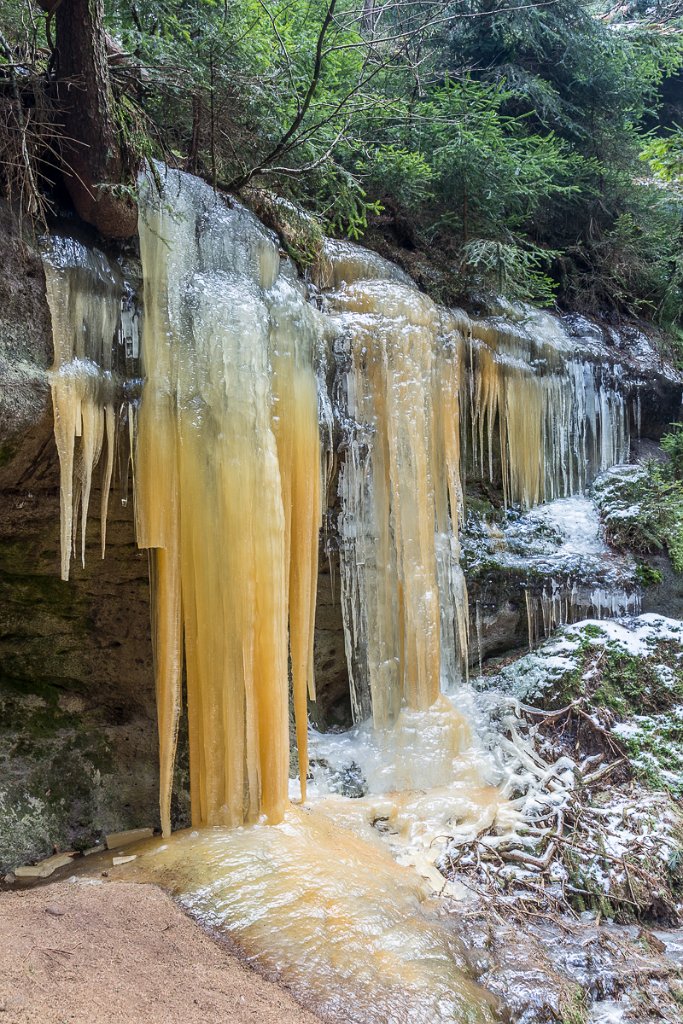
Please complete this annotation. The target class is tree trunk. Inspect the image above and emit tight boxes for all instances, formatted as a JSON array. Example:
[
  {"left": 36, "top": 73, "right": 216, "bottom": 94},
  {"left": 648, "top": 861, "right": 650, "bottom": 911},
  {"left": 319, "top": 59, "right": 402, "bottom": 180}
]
[{"left": 43, "top": 0, "right": 138, "bottom": 238}]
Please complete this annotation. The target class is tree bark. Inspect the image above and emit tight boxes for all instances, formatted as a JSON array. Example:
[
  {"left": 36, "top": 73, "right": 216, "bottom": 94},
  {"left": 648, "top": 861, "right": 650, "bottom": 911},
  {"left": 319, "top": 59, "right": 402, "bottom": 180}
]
[{"left": 41, "top": 0, "right": 138, "bottom": 238}]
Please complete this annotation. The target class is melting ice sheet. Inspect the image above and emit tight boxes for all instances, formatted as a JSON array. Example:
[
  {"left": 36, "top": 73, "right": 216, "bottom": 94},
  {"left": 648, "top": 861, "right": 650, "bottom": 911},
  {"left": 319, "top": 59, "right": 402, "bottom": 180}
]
[
  {"left": 476, "top": 495, "right": 637, "bottom": 583},
  {"left": 77, "top": 689, "right": 517, "bottom": 1024},
  {"left": 89, "top": 812, "right": 502, "bottom": 1024},
  {"left": 303, "top": 693, "right": 520, "bottom": 892},
  {"left": 506, "top": 495, "right": 610, "bottom": 559},
  {"left": 466, "top": 496, "right": 641, "bottom": 651}
]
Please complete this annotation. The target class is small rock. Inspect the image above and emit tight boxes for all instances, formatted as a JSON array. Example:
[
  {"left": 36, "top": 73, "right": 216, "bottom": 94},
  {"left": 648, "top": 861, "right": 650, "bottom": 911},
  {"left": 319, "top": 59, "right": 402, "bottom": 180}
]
[
  {"left": 112, "top": 855, "right": 137, "bottom": 866},
  {"left": 328, "top": 761, "right": 367, "bottom": 799},
  {"left": 105, "top": 828, "right": 153, "bottom": 850},
  {"left": 2, "top": 873, "right": 15, "bottom": 885},
  {"left": 14, "top": 852, "right": 77, "bottom": 879},
  {"left": 83, "top": 844, "right": 106, "bottom": 857},
  {"left": 45, "top": 905, "right": 64, "bottom": 917},
  {"left": 13, "top": 866, "right": 43, "bottom": 879}
]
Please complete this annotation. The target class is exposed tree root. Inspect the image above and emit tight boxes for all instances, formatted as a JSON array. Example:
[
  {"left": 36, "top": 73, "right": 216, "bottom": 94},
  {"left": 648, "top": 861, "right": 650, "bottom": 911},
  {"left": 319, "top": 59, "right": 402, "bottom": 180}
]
[{"left": 438, "top": 694, "right": 682, "bottom": 927}]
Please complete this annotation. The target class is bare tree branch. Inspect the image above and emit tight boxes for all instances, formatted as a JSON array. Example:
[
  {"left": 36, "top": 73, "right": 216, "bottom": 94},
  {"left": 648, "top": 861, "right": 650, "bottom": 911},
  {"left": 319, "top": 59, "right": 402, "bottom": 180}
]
[{"left": 229, "top": 0, "right": 340, "bottom": 187}]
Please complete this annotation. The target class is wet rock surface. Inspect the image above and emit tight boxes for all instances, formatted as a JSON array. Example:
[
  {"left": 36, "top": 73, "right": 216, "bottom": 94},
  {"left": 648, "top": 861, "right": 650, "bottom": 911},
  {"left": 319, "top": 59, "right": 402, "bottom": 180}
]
[
  {"left": 0, "top": 440, "right": 162, "bottom": 869},
  {"left": 0, "top": 207, "right": 52, "bottom": 449},
  {"left": 460, "top": 912, "right": 683, "bottom": 1024},
  {"left": 311, "top": 552, "right": 352, "bottom": 730}
]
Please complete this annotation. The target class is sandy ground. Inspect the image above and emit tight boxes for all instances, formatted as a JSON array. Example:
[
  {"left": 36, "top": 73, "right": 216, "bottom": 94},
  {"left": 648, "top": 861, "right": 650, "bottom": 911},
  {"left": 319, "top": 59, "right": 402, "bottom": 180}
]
[{"left": 0, "top": 878, "right": 321, "bottom": 1024}]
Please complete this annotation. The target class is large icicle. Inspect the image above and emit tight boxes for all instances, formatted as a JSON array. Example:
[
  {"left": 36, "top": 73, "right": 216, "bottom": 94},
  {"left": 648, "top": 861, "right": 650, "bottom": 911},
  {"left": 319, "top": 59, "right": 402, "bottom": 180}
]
[
  {"left": 135, "top": 167, "right": 323, "bottom": 833},
  {"left": 269, "top": 267, "right": 322, "bottom": 804},
  {"left": 332, "top": 251, "right": 470, "bottom": 728}
]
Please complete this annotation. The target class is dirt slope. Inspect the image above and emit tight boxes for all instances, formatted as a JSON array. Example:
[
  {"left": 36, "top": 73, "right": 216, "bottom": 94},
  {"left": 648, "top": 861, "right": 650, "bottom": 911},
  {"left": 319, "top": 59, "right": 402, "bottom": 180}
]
[{"left": 0, "top": 878, "right": 321, "bottom": 1024}]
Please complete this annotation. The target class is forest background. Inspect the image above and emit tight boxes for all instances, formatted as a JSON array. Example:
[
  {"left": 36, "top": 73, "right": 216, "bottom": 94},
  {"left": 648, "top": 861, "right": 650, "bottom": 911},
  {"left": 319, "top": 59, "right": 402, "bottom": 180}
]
[{"left": 1, "top": 0, "right": 683, "bottom": 344}]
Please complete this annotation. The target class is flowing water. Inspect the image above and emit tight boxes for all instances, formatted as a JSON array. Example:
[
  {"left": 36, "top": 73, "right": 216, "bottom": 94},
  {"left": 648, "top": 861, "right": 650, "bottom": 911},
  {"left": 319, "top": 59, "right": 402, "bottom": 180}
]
[
  {"left": 78, "top": 688, "right": 516, "bottom": 1022},
  {"left": 42, "top": 165, "right": 640, "bottom": 1023}
]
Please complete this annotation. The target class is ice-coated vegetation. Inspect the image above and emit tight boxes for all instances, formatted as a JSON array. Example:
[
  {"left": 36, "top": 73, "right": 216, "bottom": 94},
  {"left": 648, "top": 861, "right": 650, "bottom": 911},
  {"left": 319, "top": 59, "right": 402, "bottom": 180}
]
[{"left": 479, "top": 615, "right": 683, "bottom": 798}]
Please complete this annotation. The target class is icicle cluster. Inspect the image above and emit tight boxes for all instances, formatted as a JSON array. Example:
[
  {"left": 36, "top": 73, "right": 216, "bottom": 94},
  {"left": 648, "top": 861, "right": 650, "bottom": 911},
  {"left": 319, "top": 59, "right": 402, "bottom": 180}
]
[
  {"left": 524, "top": 582, "right": 641, "bottom": 649},
  {"left": 467, "top": 314, "right": 629, "bottom": 507},
  {"left": 43, "top": 238, "right": 122, "bottom": 580},
  {"left": 42, "top": 197, "right": 634, "bottom": 835}
]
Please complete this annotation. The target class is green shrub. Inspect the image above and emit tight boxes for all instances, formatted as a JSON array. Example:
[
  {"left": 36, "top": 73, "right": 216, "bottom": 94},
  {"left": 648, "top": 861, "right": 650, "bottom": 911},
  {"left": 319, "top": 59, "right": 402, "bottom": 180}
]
[
  {"left": 635, "top": 562, "right": 663, "bottom": 587},
  {"left": 361, "top": 146, "right": 434, "bottom": 209},
  {"left": 459, "top": 238, "right": 559, "bottom": 305},
  {"left": 661, "top": 423, "right": 683, "bottom": 480}
]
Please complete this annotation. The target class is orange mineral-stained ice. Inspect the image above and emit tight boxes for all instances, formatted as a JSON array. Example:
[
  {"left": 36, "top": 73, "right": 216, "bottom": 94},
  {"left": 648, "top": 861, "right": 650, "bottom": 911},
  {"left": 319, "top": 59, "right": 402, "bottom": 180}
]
[
  {"left": 331, "top": 259, "right": 470, "bottom": 729},
  {"left": 269, "top": 271, "right": 322, "bottom": 803},
  {"left": 135, "top": 169, "right": 322, "bottom": 833}
]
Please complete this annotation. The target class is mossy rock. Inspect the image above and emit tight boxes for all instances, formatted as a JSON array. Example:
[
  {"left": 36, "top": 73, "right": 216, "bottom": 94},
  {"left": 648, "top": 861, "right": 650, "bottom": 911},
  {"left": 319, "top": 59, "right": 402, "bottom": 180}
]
[{"left": 242, "top": 187, "right": 328, "bottom": 278}]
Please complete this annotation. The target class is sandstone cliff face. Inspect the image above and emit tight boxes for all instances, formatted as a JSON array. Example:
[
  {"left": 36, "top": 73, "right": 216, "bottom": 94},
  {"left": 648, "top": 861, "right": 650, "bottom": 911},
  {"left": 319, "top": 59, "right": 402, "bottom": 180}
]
[{"left": 0, "top": 208, "right": 162, "bottom": 871}]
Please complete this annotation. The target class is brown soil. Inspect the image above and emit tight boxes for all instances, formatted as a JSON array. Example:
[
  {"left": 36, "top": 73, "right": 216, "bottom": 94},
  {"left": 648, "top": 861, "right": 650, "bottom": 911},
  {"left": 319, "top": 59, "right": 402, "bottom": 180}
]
[{"left": 0, "top": 878, "right": 322, "bottom": 1024}]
